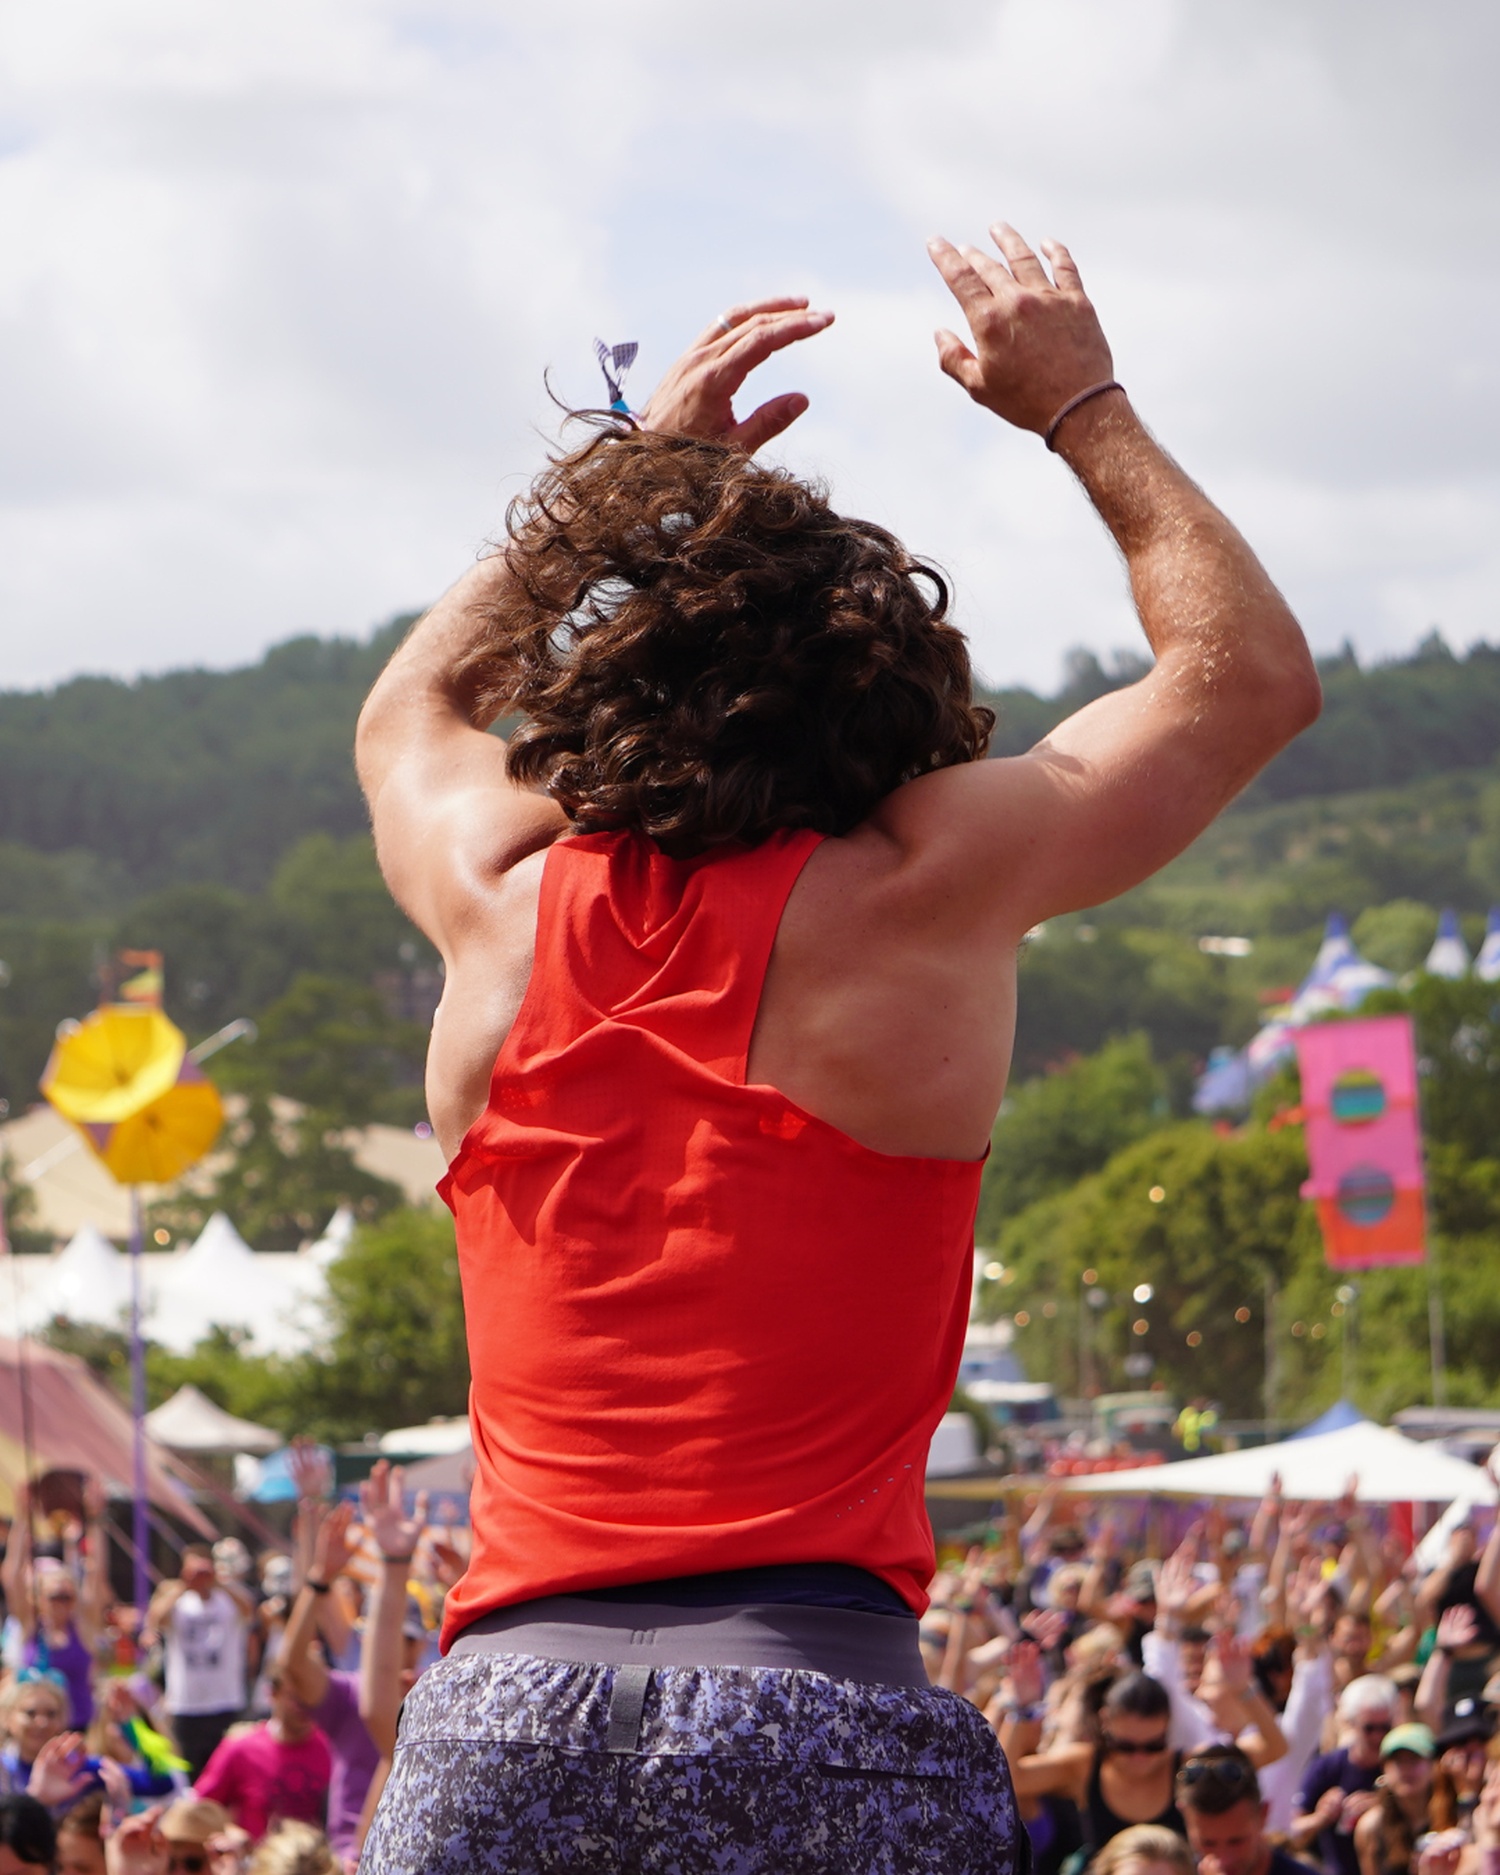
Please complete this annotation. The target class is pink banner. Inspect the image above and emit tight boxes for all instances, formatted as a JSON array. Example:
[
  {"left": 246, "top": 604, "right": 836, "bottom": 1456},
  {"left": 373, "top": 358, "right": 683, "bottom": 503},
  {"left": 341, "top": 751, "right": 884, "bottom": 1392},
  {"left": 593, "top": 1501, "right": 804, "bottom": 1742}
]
[{"left": 1295, "top": 1014, "right": 1426, "bottom": 1269}]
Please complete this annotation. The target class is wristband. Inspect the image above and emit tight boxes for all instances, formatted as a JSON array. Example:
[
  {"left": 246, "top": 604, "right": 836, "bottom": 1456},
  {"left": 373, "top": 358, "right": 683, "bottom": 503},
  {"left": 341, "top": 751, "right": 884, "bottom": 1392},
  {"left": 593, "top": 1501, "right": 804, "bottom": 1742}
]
[
  {"left": 1004, "top": 1702, "right": 1046, "bottom": 1724},
  {"left": 305, "top": 1578, "right": 332, "bottom": 1595},
  {"left": 1044, "top": 380, "right": 1124, "bottom": 451},
  {"left": 380, "top": 1551, "right": 415, "bottom": 1565}
]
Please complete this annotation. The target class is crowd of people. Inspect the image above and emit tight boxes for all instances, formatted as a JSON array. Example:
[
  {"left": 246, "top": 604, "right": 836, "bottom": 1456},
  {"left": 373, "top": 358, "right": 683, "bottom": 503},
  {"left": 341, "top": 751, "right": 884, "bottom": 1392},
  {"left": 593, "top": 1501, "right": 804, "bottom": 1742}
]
[
  {"left": 923, "top": 1472, "right": 1500, "bottom": 1875},
  {"left": 0, "top": 1449, "right": 460, "bottom": 1873},
  {"left": 1, "top": 1449, "right": 1499, "bottom": 1873}
]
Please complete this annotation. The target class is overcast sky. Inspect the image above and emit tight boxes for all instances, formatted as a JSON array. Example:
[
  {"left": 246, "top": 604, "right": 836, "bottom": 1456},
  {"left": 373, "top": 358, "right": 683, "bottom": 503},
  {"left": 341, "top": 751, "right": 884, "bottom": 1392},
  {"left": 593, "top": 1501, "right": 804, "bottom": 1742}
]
[{"left": 2, "top": 0, "right": 1496, "bottom": 695}]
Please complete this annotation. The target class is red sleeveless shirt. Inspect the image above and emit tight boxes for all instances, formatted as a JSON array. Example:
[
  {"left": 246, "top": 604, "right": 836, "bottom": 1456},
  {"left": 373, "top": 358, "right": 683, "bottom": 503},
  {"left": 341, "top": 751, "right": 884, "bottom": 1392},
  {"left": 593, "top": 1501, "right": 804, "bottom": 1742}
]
[{"left": 437, "top": 827, "right": 983, "bottom": 1648}]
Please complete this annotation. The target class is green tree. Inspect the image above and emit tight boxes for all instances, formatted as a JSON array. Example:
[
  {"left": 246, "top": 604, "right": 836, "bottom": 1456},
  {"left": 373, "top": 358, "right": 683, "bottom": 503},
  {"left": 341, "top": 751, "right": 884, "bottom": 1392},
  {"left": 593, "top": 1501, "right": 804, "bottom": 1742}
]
[
  {"left": 982, "top": 1122, "right": 1314, "bottom": 1417},
  {"left": 289, "top": 1207, "right": 470, "bottom": 1442},
  {"left": 978, "top": 1036, "right": 1168, "bottom": 1243},
  {"left": 217, "top": 974, "right": 427, "bottom": 1127}
]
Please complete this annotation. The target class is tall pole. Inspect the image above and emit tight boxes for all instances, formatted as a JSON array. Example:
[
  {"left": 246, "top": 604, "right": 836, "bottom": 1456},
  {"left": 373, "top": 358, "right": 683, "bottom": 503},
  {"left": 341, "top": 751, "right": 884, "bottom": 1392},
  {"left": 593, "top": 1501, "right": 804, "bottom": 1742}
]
[
  {"left": 129, "top": 1188, "right": 149, "bottom": 1614},
  {"left": 1263, "top": 1269, "right": 1278, "bottom": 1429},
  {"left": 1427, "top": 1246, "right": 1447, "bottom": 1408}
]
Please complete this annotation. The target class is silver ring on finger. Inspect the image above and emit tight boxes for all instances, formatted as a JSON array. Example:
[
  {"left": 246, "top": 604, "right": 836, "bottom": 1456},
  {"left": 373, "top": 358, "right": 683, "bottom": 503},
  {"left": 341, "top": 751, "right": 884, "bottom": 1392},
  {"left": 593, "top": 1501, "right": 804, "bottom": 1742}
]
[{"left": 715, "top": 313, "right": 735, "bottom": 335}]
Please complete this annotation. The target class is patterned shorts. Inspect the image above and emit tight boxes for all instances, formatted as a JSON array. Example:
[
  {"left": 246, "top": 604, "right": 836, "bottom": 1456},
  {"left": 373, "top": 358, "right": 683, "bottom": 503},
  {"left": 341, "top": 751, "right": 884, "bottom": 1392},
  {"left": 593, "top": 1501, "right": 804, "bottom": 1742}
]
[{"left": 361, "top": 1649, "right": 1020, "bottom": 1874}]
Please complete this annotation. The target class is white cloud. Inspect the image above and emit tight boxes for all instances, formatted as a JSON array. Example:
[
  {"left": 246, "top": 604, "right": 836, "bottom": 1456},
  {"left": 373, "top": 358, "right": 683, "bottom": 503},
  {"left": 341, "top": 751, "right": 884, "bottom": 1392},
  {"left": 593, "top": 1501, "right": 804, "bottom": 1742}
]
[{"left": 0, "top": 0, "right": 1495, "bottom": 691}]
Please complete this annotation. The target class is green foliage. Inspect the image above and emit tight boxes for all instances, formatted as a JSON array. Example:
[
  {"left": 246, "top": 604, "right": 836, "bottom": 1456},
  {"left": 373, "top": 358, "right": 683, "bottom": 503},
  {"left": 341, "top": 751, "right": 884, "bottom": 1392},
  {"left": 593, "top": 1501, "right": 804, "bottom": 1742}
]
[
  {"left": 0, "top": 622, "right": 413, "bottom": 895},
  {"left": 219, "top": 975, "right": 426, "bottom": 1126},
  {"left": 978, "top": 1035, "right": 1169, "bottom": 1242},
  {"left": 982, "top": 1122, "right": 1313, "bottom": 1418},
  {"left": 0, "top": 1156, "right": 51, "bottom": 1256},
  {"left": 1351, "top": 900, "right": 1440, "bottom": 974},
  {"left": 1012, "top": 924, "right": 1257, "bottom": 1080},
  {"left": 287, "top": 1206, "right": 470, "bottom": 1443}
]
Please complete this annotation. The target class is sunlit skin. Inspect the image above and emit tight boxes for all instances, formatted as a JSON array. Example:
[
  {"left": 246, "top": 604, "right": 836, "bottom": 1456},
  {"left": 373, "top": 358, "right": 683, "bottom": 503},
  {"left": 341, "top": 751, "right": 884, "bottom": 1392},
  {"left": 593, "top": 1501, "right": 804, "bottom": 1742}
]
[
  {"left": 1354, "top": 1749, "right": 1435, "bottom": 1875},
  {"left": 0, "top": 1849, "right": 47, "bottom": 1875},
  {"left": 1114, "top": 1857, "right": 1184, "bottom": 1875},
  {"left": 1441, "top": 1737, "right": 1488, "bottom": 1801},
  {"left": 1184, "top": 1798, "right": 1274, "bottom": 1875}
]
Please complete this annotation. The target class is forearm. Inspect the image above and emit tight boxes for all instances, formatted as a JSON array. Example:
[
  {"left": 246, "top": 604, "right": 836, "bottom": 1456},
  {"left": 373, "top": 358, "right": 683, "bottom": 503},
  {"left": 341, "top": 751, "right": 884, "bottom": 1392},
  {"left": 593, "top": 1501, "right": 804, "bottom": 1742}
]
[
  {"left": 356, "top": 555, "right": 515, "bottom": 776},
  {"left": 280, "top": 1587, "right": 330, "bottom": 1707},
  {"left": 1057, "top": 399, "right": 1315, "bottom": 707},
  {"left": 359, "top": 1559, "right": 409, "bottom": 1756}
]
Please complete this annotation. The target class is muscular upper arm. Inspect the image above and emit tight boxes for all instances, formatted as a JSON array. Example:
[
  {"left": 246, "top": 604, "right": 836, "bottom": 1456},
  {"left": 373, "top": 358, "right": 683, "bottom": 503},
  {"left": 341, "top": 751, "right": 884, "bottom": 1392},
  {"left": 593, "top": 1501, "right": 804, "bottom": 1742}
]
[
  {"left": 877, "top": 644, "right": 1319, "bottom": 936},
  {"left": 356, "top": 694, "right": 567, "bottom": 962}
]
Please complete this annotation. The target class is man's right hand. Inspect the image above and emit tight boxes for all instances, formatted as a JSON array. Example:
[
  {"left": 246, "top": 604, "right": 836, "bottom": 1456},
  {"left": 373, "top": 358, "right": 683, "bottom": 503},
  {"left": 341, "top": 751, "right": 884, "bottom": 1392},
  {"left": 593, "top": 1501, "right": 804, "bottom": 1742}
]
[{"left": 928, "top": 222, "right": 1115, "bottom": 436}]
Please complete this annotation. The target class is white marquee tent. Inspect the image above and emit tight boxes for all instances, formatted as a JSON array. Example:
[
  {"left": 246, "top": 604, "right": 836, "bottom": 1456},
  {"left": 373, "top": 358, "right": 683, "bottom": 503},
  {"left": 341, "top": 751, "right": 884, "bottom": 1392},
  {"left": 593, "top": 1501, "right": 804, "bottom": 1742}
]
[
  {"left": 1066, "top": 1419, "right": 1497, "bottom": 1506},
  {"left": 4, "top": 1208, "right": 356, "bottom": 1356}
]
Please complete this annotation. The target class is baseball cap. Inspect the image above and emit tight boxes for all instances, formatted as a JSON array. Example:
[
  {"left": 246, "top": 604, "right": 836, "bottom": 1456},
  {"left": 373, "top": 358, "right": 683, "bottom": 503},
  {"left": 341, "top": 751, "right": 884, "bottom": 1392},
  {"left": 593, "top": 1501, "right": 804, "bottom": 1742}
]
[{"left": 1381, "top": 1723, "right": 1436, "bottom": 1759}]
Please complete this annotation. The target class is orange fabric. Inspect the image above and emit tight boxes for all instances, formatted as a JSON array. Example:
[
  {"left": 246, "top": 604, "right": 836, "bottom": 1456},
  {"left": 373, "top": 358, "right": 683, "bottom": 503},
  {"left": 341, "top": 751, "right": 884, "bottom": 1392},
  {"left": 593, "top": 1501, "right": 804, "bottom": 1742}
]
[
  {"left": 1313, "top": 1188, "right": 1427, "bottom": 1268},
  {"left": 438, "top": 829, "right": 983, "bottom": 1648}
]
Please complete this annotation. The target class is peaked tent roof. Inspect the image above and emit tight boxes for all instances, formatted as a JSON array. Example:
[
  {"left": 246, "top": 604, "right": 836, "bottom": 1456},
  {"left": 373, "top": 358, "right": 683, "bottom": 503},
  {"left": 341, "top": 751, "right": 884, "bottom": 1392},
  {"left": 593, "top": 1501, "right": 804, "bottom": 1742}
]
[
  {"left": 144, "top": 1384, "right": 281, "bottom": 1456},
  {"left": 0, "top": 1336, "right": 212, "bottom": 1527},
  {"left": 1066, "top": 1419, "right": 1496, "bottom": 1506},
  {"left": 1288, "top": 1398, "right": 1366, "bottom": 1440},
  {"left": 40, "top": 1225, "right": 132, "bottom": 1325}
]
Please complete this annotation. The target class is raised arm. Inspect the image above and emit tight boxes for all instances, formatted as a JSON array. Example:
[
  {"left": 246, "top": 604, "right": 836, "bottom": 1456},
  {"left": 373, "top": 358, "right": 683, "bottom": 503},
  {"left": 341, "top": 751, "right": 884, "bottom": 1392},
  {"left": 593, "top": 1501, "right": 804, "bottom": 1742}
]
[
  {"left": 358, "top": 1461, "right": 427, "bottom": 1758},
  {"left": 1, "top": 1484, "right": 33, "bottom": 1640},
  {"left": 354, "top": 297, "right": 836, "bottom": 962},
  {"left": 890, "top": 222, "right": 1320, "bottom": 932}
]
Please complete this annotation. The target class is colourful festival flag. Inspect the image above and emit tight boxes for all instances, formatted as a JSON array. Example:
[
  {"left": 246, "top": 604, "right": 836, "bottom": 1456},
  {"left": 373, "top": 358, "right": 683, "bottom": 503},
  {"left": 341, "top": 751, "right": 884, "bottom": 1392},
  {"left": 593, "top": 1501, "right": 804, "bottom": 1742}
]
[{"left": 1294, "top": 1014, "right": 1426, "bottom": 1269}]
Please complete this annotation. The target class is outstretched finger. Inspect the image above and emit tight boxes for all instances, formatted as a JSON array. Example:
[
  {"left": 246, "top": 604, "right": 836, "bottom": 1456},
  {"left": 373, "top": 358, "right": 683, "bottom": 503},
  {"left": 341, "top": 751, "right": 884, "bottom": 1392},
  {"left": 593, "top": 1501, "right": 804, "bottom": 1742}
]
[
  {"left": 927, "top": 237, "right": 997, "bottom": 315},
  {"left": 1041, "top": 238, "right": 1084, "bottom": 294},
  {"left": 693, "top": 296, "right": 810, "bottom": 349},
  {"left": 713, "top": 307, "right": 834, "bottom": 384},
  {"left": 732, "top": 390, "right": 810, "bottom": 454},
  {"left": 990, "top": 221, "right": 1051, "bottom": 288}
]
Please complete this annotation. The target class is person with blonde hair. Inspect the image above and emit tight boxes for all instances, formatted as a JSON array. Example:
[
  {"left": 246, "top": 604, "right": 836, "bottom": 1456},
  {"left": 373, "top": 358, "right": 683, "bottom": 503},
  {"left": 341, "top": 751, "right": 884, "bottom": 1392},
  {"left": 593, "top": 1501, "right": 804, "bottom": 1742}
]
[
  {"left": 245, "top": 1821, "right": 339, "bottom": 1875},
  {"left": 1088, "top": 1823, "right": 1194, "bottom": 1875}
]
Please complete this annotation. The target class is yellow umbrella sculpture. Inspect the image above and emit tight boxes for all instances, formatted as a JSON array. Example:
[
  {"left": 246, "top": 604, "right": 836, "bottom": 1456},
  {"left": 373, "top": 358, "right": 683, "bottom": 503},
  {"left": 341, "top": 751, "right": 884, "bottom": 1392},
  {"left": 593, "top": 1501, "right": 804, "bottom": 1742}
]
[{"left": 41, "top": 993, "right": 225, "bottom": 1608}]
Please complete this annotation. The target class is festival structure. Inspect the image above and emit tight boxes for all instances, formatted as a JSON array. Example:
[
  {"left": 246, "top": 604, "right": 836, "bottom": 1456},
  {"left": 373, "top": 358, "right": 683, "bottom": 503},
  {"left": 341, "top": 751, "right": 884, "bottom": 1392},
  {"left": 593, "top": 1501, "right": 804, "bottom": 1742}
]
[{"left": 39, "top": 979, "right": 225, "bottom": 1606}]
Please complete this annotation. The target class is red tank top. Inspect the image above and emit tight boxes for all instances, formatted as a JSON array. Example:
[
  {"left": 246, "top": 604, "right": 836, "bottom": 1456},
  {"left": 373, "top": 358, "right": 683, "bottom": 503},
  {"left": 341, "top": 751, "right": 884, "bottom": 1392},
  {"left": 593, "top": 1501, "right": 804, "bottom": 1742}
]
[{"left": 437, "top": 827, "right": 983, "bottom": 1648}]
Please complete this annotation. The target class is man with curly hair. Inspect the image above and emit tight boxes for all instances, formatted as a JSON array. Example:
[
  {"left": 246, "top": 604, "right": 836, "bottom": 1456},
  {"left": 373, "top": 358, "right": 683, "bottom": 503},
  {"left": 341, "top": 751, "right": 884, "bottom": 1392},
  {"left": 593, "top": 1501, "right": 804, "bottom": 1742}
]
[{"left": 354, "top": 222, "right": 1320, "bottom": 1873}]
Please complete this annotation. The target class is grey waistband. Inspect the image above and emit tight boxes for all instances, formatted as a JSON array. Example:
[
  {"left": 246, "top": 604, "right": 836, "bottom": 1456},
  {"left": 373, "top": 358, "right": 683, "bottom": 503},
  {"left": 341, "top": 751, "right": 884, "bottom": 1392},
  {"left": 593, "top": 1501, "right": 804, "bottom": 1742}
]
[{"left": 448, "top": 1595, "right": 928, "bottom": 1688}]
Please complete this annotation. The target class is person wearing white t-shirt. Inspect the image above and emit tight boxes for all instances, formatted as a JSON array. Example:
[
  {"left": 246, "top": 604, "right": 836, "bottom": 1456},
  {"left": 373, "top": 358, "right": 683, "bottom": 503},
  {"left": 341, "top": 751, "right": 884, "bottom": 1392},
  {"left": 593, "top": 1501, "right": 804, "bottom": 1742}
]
[{"left": 145, "top": 1545, "right": 253, "bottom": 1780}]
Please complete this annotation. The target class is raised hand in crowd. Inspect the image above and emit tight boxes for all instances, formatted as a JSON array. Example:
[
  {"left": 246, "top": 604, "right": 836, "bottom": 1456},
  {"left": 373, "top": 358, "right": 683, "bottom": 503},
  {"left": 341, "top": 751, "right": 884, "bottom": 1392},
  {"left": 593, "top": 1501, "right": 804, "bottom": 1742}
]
[
  {"left": 281, "top": 1498, "right": 361, "bottom": 1713},
  {"left": 27, "top": 1729, "right": 93, "bottom": 1808},
  {"left": 358, "top": 1460, "right": 428, "bottom": 1758},
  {"left": 103, "top": 1803, "right": 169, "bottom": 1875}
]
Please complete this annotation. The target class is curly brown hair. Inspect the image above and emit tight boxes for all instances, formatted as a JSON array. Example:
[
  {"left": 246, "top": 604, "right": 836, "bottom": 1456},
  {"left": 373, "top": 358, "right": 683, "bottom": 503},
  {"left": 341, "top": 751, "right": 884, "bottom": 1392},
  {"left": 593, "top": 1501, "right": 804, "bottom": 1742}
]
[{"left": 455, "top": 421, "right": 994, "bottom": 856}]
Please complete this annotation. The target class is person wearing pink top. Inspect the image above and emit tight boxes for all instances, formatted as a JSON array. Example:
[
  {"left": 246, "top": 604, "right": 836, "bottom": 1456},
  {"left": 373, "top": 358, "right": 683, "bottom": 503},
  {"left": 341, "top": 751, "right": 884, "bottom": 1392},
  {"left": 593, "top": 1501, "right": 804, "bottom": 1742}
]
[{"left": 193, "top": 1672, "right": 330, "bottom": 1842}]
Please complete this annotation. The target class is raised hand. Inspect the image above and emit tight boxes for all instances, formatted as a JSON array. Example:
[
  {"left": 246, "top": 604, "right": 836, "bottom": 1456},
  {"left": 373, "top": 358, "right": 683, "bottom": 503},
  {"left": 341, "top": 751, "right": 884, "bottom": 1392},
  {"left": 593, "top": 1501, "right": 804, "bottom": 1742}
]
[
  {"left": 359, "top": 1459, "right": 428, "bottom": 1564},
  {"left": 289, "top": 1438, "right": 331, "bottom": 1503},
  {"left": 637, "top": 298, "right": 834, "bottom": 454},
  {"left": 27, "top": 1731, "right": 92, "bottom": 1808},
  {"left": 104, "top": 1804, "right": 168, "bottom": 1875},
  {"left": 1199, "top": 1631, "right": 1253, "bottom": 1700},
  {"left": 927, "top": 222, "right": 1116, "bottom": 438},
  {"left": 311, "top": 1499, "right": 360, "bottom": 1585},
  {"left": 1436, "top": 1603, "right": 1480, "bottom": 1652},
  {"left": 1006, "top": 1638, "right": 1047, "bottom": 1709},
  {"left": 1020, "top": 1607, "right": 1070, "bottom": 1651}
]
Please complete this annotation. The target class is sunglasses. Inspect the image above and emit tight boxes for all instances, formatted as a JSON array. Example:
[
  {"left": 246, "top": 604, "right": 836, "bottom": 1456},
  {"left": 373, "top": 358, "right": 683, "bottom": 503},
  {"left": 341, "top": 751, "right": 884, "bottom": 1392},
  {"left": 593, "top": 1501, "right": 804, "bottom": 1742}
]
[
  {"left": 167, "top": 1854, "right": 207, "bottom": 1874},
  {"left": 1105, "top": 1734, "right": 1171, "bottom": 1755},
  {"left": 1360, "top": 1720, "right": 1394, "bottom": 1735}
]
